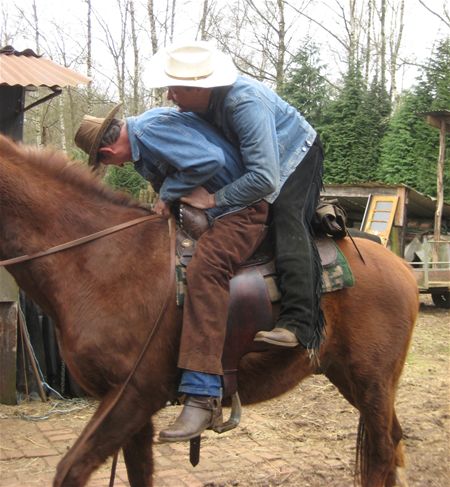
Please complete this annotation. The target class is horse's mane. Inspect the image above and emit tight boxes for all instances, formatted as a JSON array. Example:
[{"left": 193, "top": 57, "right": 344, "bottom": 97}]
[{"left": 0, "top": 135, "right": 142, "bottom": 209}]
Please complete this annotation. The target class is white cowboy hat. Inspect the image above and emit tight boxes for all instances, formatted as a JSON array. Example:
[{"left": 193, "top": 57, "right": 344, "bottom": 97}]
[{"left": 146, "top": 41, "right": 237, "bottom": 88}]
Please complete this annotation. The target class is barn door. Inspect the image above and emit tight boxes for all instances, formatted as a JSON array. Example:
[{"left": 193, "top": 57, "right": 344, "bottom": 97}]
[{"left": 361, "top": 195, "right": 399, "bottom": 246}]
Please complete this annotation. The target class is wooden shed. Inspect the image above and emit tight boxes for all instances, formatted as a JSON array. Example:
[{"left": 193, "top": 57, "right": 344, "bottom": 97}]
[
  {"left": 0, "top": 46, "right": 90, "bottom": 404},
  {"left": 322, "top": 183, "right": 450, "bottom": 306}
]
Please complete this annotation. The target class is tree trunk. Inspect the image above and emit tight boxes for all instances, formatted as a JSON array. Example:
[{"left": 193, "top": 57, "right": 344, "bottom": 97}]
[
  {"left": 199, "top": 0, "right": 209, "bottom": 40},
  {"left": 86, "top": 0, "right": 93, "bottom": 113},
  {"left": 147, "top": 0, "right": 158, "bottom": 54},
  {"left": 130, "top": 0, "right": 140, "bottom": 115}
]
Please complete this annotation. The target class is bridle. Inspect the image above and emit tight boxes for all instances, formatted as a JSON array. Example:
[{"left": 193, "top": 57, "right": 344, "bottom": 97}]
[{"left": 1, "top": 213, "right": 176, "bottom": 486}]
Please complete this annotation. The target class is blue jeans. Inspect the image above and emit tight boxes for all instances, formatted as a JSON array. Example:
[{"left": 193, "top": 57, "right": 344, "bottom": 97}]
[{"left": 179, "top": 370, "right": 222, "bottom": 397}]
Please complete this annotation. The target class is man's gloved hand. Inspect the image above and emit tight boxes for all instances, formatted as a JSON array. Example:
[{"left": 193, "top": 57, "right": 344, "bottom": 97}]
[
  {"left": 181, "top": 186, "right": 215, "bottom": 209},
  {"left": 153, "top": 198, "right": 172, "bottom": 218}
]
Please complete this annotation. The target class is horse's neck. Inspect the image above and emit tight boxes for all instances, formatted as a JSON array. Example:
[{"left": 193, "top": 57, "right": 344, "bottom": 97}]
[
  {"left": 0, "top": 153, "right": 149, "bottom": 316},
  {"left": 0, "top": 156, "right": 139, "bottom": 256}
]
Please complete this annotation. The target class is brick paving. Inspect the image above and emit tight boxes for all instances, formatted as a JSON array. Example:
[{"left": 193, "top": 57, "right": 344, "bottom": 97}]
[{"left": 0, "top": 398, "right": 314, "bottom": 487}]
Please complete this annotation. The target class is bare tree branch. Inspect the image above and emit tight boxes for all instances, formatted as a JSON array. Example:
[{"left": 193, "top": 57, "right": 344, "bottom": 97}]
[
  {"left": 417, "top": 0, "right": 450, "bottom": 27},
  {"left": 285, "top": 0, "right": 347, "bottom": 50}
]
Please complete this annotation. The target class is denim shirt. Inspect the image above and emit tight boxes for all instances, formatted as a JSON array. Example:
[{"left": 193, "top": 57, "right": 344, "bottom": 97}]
[
  {"left": 204, "top": 76, "right": 317, "bottom": 205},
  {"left": 126, "top": 108, "right": 246, "bottom": 219}
]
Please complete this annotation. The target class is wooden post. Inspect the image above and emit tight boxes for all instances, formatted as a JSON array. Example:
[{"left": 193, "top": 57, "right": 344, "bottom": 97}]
[
  {"left": 0, "top": 269, "right": 19, "bottom": 404},
  {"left": 422, "top": 111, "right": 449, "bottom": 266},
  {"left": 434, "top": 118, "right": 446, "bottom": 243}
]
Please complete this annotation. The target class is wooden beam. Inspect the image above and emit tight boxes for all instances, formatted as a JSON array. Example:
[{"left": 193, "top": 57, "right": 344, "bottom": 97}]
[
  {"left": 0, "top": 269, "right": 19, "bottom": 404},
  {"left": 434, "top": 118, "right": 446, "bottom": 243},
  {"left": 426, "top": 115, "right": 450, "bottom": 131},
  {"left": 0, "top": 268, "right": 18, "bottom": 302},
  {"left": 0, "top": 302, "right": 18, "bottom": 404}
]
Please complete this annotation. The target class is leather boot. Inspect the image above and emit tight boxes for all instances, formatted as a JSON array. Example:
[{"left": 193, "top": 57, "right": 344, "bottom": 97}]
[
  {"left": 158, "top": 396, "right": 223, "bottom": 442},
  {"left": 254, "top": 327, "right": 299, "bottom": 347}
]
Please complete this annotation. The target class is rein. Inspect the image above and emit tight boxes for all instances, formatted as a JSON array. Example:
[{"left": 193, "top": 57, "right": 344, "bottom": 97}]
[
  {"left": 107, "top": 216, "right": 176, "bottom": 487},
  {"left": 0, "top": 214, "right": 160, "bottom": 267},
  {"left": 1, "top": 212, "right": 176, "bottom": 486},
  {"left": 59, "top": 217, "right": 175, "bottom": 486}
]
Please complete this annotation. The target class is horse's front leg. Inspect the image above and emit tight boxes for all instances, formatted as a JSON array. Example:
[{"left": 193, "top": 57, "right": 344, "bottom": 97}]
[
  {"left": 53, "top": 387, "right": 153, "bottom": 487},
  {"left": 123, "top": 421, "right": 154, "bottom": 487}
]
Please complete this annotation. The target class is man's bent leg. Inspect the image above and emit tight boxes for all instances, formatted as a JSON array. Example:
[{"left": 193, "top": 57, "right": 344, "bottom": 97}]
[
  {"left": 160, "top": 201, "right": 268, "bottom": 442},
  {"left": 178, "top": 201, "right": 268, "bottom": 374},
  {"left": 255, "top": 139, "right": 324, "bottom": 350}
]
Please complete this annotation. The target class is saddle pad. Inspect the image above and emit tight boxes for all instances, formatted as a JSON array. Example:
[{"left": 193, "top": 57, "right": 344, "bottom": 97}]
[{"left": 175, "top": 240, "right": 354, "bottom": 306}]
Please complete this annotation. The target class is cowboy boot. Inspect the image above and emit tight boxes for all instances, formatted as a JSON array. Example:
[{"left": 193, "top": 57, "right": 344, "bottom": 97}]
[
  {"left": 159, "top": 395, "right": 223, "bottom": 442},
  {"left": 254, "top": 327, "right": 299, "bottom": 347}
]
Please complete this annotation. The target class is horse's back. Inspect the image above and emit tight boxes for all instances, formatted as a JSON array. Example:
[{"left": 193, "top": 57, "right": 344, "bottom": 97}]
[
  {"left": 321, "top": 237, "right": 419, "bottom": 376},
  {"left": 335, "top": 236, "right": 418, "bottom": 310}
]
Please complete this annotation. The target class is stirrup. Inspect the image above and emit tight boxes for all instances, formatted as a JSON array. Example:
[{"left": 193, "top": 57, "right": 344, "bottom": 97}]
[
  {"left": 213, "top": 392, "right": 242, "bottom": 433},
  {"left": 189, "top": 392, "right": 242, "bottom": 467}
]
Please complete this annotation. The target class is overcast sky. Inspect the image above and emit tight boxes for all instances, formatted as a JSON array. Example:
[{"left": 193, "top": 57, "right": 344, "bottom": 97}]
[{"left": 2, "top": 0, "right": 448, "bottom": 91}]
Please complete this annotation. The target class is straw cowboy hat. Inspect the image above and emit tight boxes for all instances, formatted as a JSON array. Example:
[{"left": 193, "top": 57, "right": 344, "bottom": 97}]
[
  {"left": 74, "top": 103, "right": 122, "bottom": 167},
  {"left": 146, "top": 41, "right": 237, "bottom": 88}
]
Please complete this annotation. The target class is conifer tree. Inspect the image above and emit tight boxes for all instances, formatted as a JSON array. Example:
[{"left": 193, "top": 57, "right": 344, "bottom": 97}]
[
  {"left": 278, "top": 43, "right": 331, "bottom": 128},
  {"left": 378, "top": 37, "right": 450, "bottom": 199},
  {"left": 104, "top": 164, "right": 148, "bottom": 198},
  {"left": 377, "top": 91, "right": 429, "bottom": 188},
  {"left": 361, "top": 78, "right": 391, "bottom": 181},
  {"left": 321, "top": 65, "right": 367, "bottom": 183}
]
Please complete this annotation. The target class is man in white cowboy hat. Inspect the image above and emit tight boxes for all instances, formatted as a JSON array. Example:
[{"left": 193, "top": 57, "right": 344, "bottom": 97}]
[
  {"left": 147, "top": 41, "right": 325, "bottom": 356},
  {"left": 74, "top": 104, "right": 268, "bottom": 441}
]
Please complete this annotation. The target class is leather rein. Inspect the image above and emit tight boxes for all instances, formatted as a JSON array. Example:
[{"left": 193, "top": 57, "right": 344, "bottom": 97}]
[
  {"left": 0, "top": 213, "right": 161, "bottom": 267},
  {"left": 0, "top": 213, "right": 176, "bottom": 486}
]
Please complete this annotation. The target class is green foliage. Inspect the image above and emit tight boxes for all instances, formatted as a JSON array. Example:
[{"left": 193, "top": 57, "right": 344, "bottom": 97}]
[
  {"left": 320, "top": 65, "right": 390, "bottom": 184},
  {"left": 378, "top": 92, "right": 430, "bottom": 187},
  {"left": 424, "top": 37, "right": 450, "bottom": 111},
  {"left": 278, "top": 43, "right": 331, "bottom": 128},
  {"left": 378, "top": 38, "right": 450, "bottom": 199},
  {"left": 362, "top": 79, "right": 391, "bottom": 179},
  {"left": 68, "top": 146, "right": 89, "bottom": 164},
  {"left": 104, "top": 163, "right": 148, "bottom": 198}
]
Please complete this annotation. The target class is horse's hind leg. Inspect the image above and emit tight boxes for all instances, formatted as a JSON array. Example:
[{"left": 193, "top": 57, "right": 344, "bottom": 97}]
[
  {"left": 359, "top": 394, "right": 409, "bottom": 487},
  {"left": 53, "top": 387, "right": 154, "bottom": 487},
  {"left": 326, "top": 366, "right": 400, "bottom": 487},
  {"left": 357, "top": 403, "right": 395, "bottom": 487},
  {"left": 355, "top": 376, "right": 409, "bottom": 487},
  {"left": 122, "top": 421, "right": 154, "bottom": 486}
]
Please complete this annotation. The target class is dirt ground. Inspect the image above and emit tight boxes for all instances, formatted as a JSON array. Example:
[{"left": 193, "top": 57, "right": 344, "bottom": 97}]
[{"left": 0, "top": 295, "right": 448, "bottom": 487}]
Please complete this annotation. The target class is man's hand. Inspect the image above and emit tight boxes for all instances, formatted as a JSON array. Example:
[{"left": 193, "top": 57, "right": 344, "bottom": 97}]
[
  {"left": 181, "top": 187, "right": 215, "bottom": 209},
  {"left": 153, "top": 199, "right": 172, "bottom": 219}
]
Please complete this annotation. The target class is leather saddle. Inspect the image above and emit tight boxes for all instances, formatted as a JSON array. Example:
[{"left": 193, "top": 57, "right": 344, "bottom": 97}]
[{"left": 175, "top": 205, "right": 343, "bottom": 399}]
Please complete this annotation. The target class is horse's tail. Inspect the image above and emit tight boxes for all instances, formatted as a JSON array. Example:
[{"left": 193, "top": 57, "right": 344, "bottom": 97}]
[{"left": 355, "top": 416, "right": 368, "bottom": 487}]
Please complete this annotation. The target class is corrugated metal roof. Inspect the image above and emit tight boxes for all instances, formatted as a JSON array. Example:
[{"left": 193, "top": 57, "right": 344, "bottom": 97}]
[{"left": 0, "top": 46, "right": 90, "bottom": 88}]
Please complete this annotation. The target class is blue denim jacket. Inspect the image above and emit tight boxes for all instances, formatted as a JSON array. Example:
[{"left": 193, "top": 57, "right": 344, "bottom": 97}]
[
  {"left": 204, "top": 76, "right": 317, "bottom": 206},
  {"left": 126, "top": 108, "right": 246, "bottom": 219}
]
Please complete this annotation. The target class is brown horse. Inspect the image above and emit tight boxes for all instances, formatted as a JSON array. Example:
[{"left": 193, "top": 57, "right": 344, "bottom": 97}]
[{"left": 0, "top": 134, "right": 419, "bottom": 487}]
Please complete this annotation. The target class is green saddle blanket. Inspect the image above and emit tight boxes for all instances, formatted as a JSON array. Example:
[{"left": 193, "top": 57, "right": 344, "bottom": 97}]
[{"left": 175, "top": 238, "right": 354, "bottom": 307}]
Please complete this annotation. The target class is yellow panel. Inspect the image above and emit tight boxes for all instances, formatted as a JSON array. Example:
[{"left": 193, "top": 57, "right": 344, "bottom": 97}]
[{"left": 362, "top": 195, "right": 399, "bottom": 246}]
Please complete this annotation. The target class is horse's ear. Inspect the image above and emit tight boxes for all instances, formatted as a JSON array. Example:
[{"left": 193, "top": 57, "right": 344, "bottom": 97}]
[{"left": 0, "top": 134, "right": 22, "bottom": 159}]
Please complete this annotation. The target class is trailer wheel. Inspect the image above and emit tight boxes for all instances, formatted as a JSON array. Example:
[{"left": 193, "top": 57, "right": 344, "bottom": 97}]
[{"left": 431, "top": 292, "right": 450, "bottom": 309}]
